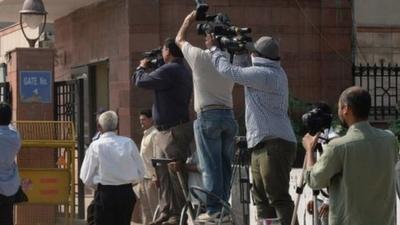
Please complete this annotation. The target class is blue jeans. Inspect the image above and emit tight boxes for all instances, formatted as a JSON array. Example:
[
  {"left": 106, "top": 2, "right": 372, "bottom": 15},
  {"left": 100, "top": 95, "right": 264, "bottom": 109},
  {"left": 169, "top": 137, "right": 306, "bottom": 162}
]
[{"left": 194, "top": 109, "right": 238, "bottom": 214}]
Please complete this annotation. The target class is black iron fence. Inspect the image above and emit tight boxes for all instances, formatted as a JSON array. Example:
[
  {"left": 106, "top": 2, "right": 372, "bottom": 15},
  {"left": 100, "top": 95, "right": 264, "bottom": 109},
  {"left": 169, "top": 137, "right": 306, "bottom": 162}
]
[
  {"left": 54, "top": 79, "right": 85, "bottom": 218},
  {"left": 353, "top": 63, "right": 400, "bottom": 121},
  {"left": 0, "top": 82, "right": 10, "bottom": 104}
]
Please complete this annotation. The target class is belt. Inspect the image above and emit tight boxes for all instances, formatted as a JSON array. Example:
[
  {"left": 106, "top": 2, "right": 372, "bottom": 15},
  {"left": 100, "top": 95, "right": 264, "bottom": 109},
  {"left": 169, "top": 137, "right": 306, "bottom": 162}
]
[
  {"left": 97, "top": 183, "right": 132, "bottom": 190},
  {"left": 249, "top": 138, "right": 280, "bottom": 151},
  {"left": 200, "top": 104, "right": 232, "bottom": 113},
  {"left": 156, "top": 119, "right": 188, "bottom": 131}
]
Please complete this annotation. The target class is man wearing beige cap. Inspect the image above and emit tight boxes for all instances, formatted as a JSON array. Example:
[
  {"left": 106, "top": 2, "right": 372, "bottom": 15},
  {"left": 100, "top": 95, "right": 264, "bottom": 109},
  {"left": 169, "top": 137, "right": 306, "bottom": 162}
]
[{"left": 208, "top": 36, "right": 297, "bottom": 225}]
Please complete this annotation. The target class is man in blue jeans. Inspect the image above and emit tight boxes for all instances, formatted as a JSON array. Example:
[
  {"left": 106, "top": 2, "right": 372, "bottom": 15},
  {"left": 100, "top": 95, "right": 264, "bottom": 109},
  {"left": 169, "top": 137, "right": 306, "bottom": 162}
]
[{"left": 176, "top": 11, "right": 238, "bottom": 222}]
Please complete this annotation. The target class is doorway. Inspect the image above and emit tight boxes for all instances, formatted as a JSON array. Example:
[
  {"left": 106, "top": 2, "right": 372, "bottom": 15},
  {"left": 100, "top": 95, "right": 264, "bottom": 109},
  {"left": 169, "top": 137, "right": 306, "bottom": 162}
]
[{"left": 69, "top": 59, "right": 109, "bottom": 218}]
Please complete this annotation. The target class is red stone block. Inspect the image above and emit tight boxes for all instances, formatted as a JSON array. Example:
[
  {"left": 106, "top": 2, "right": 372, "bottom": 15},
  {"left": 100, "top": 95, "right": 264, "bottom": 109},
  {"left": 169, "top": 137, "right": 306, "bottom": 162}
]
[
  {"left": 131, "top": 33, "right": 161, "bottom": 52},
  {"left": 320, "top": 34, "right": 351, "bottom": 53},
  {"left": 280, "top": 34, "right": 300, "bottom": 53},
  {"left": 321, "top": 0, "right": 351, "bottom": 9},
  {"left": 321, "top": 8, "right": 351, "bottom": 27},
  {"left": 130, "top": 5, "right": 159, "bottom": 25},
  {"left": 299, "top": 34, "right": 321, "bottom": 52}
]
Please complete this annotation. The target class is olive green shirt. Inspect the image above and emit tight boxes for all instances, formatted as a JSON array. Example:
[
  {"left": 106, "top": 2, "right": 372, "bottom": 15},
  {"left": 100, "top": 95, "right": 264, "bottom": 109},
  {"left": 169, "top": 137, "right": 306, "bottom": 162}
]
[{"left": 306, "top": 121, "right": 398, "bottom": 225}]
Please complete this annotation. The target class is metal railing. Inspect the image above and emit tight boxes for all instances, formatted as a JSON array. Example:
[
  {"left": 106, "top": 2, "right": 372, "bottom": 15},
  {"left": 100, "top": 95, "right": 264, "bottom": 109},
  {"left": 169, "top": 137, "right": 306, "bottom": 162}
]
[{"left": 54, "top": 79, "right": 85, "bottom": 218}]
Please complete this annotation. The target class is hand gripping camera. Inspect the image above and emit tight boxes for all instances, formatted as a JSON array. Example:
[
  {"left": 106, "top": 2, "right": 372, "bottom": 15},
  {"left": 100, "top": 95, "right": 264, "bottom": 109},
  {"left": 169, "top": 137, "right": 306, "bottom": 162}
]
[
  {"left": 302, "top": 105, "right": 333, "bottom": 136},
  {"left": 143, "top": 47, "right": 164, "bottom": 70}
]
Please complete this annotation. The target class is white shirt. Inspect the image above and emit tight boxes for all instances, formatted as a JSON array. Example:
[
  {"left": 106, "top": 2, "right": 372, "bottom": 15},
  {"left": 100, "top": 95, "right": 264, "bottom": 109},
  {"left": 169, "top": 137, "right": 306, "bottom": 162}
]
[
  {"left": 181, "top": 42, "right": 234, "bottom": 113},
  {"left": 80, "top": 132, "right": 145, "bottom": 188},
  {"left": 140, "top": 126, "right": 158, "bottom": 179}
]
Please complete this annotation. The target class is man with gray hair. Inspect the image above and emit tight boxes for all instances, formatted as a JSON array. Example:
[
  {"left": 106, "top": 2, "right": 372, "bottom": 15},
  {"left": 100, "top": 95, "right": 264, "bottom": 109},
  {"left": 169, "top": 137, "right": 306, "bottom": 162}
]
[{"left": 80, "top": 110, "right": 145, "bottom": 225}]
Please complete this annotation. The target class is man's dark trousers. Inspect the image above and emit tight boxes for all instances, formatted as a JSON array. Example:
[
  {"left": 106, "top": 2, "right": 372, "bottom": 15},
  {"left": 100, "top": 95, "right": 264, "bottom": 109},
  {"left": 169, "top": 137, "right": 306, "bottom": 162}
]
[
  {"left": 94, "top": 184, "right": 136, "bottom": 225},
  {"left": 251, "top": 138, "right": 297, "bottom": 225},
  {"left": 0, "top": 194, "right": 14, "bottom": 225},
  {"left": 87, "top": 200, "right": 95, "bottom": 225}
]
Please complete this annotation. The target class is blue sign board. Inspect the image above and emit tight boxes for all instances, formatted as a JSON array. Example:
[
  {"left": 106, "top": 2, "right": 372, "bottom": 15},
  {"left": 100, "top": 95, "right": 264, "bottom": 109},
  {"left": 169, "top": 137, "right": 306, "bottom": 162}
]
[{"left": 20, "top": 71, "right": 52, "bottom": 103}]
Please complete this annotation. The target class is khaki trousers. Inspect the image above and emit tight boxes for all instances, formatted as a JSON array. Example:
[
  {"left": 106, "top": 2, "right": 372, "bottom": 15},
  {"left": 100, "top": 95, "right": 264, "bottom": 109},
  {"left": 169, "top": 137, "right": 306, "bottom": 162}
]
[
  {"left": 154, "top": 122, "right": 194, "bottom": 218},
  {"left": 251, "top": 138, "right": 297, "bottom": 225},
  {"left": 138, "top": 178, "right": 158, "bottom": 225}
]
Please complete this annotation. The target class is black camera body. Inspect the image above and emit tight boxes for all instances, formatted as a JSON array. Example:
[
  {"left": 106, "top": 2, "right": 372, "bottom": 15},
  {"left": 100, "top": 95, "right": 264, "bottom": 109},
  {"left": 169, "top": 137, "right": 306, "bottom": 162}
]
[
  {"left": 143, "top": 47, "right": 164, "bottom": 69},
  {"left": 235, "top": 136, "right": 248, "bottom": 149},
  {"left": 194, "top": 1, "right": 252, "bottom": 52},
  {"left": 195, "top": 0, "right": 209, "bottom": 21},
  {"left": 302, "top": 107, "right": 333, "bottom": 136}
]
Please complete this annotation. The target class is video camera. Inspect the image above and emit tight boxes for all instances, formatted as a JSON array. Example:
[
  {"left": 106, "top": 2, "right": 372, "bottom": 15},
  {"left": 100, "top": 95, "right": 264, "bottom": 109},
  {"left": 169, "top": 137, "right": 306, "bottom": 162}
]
[
  {"left": 143, "top": 47, "right": 164, "bottom": 69},
  {"left": 195, "top": 0, "right": 209, "bottom": 21},
  {"left": 195, "top": 0, "right": 252, "bottom": 53},
  {"left": 302, "top": 105, "right": 333, "bottom": 136}
]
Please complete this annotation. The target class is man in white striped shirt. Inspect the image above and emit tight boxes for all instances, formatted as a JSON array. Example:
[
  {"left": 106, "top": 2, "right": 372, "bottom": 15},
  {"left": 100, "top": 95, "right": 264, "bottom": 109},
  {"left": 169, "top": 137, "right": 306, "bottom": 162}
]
[{"left": 208, "top": 36, "right": 297, "bottom": 225}]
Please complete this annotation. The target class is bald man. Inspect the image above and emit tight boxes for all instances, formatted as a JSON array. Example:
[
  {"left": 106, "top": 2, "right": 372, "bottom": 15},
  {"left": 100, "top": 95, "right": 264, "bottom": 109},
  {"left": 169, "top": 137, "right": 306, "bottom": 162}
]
[{"left": 302, "top": 86, "right": 398, "bottom": 225}]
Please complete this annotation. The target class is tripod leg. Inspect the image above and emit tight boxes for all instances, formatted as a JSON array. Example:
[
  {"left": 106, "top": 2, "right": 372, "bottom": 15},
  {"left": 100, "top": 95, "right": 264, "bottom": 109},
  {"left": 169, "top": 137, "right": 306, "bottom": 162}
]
[
  {"left": 290, "top": 156, "right": 307, "bottom": 225},
  {"left": 176, "top": 171, "right": 195, "bottom": 223},
  {"left": 239, "top": 165, "right": 250, "bottom": 225},
  {"left": 313, "top": 195, "right": 318, "bottom": 225}
]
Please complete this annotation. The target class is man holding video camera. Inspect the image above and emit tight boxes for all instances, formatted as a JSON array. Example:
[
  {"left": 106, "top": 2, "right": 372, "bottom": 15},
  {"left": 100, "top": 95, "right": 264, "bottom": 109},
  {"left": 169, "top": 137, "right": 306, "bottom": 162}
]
[
  {"left": 302, "top": 86, "right": 398, "bottom": 225},
  {"left": 133, "top": 38, "right": 193, "bottom": 225},
  {"left": 207, "top": 33, "right": 297, "bottom": 224},
  {"left": 176, "top": 11, "right": 238, "bottom": 222}
]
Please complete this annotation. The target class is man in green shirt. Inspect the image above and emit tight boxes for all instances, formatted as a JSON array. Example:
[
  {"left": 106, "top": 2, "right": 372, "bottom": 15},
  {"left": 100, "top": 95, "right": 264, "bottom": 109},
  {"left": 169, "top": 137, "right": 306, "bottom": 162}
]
[{"left": 302, "top": 86, "right": 398, "bottom": 225}]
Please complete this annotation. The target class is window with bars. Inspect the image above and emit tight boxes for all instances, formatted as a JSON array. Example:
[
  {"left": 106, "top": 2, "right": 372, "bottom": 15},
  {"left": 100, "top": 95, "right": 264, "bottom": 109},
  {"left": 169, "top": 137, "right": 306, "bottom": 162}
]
[{"left": 353, "top": 63, "right": 400, "bottom": 121}]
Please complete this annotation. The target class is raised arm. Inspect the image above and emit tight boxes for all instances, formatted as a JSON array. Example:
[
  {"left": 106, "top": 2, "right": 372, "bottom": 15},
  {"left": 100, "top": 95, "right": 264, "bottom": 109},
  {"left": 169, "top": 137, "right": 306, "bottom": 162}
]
[
  {"left": 303, "top": 135, "right": 343, "bottom": 189},
  {"left": 132, "top": 64, "right": 173, "bottom": 90},
  {"left": 211, "top": 50, "right": 278, "bottom": 91},
  {"left": 176, "top": 11, "right": 196, "bottom": 49}
]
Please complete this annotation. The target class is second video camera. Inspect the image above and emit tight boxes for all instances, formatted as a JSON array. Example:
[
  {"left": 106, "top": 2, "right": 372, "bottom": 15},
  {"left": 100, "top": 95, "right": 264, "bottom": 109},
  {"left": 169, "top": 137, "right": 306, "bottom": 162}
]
[
  {"left": 143, "top": 47, "right": 164, "bottom": 69},
  {"left": 302, "top": 105, "right": 333, "bottom": 136}
]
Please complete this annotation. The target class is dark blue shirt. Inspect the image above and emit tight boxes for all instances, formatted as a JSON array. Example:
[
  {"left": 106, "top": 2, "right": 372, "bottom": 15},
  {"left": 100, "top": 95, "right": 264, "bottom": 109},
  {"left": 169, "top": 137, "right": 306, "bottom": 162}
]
[{"left": 133, "top": 58, "right": 193, "bottom": 127}]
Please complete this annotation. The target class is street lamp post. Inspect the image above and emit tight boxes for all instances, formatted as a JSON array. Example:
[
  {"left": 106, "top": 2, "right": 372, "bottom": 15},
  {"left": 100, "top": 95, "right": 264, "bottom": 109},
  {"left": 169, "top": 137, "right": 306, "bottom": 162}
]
[{"left": 19, "top": 0, "right": 47, "bottom": 48}]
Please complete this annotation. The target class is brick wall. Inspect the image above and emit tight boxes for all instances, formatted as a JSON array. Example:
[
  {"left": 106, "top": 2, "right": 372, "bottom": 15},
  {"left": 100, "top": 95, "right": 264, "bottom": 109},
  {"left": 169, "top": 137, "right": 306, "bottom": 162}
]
[
  {"left": 54, "top": 0, "right": 133, "bottom": 137},
  {"left": 8, "top": 48, "right": 57, "bottom": 225},
  {"left": 55, "top": 0, "right": 353, "bottom": 142}
]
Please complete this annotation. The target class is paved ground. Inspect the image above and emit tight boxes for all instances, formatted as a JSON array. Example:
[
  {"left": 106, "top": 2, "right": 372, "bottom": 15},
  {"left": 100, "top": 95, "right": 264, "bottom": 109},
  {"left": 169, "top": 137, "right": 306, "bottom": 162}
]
[
  {"left": 56, "top": 218, "right": 141, "bottom": 225},
  {"left": 54, "top": 194, "right": 142, "bottom": 225}
]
